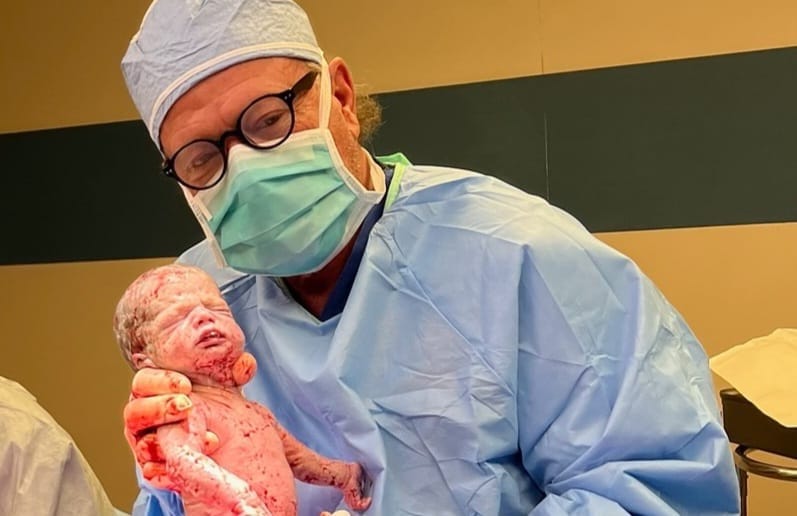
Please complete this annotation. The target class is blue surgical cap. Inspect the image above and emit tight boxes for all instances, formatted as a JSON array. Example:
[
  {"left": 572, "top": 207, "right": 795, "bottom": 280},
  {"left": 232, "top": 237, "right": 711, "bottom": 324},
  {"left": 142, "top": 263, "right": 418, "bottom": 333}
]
[{"left": 122, "top": 0, "right": 323, "bottom": 146}]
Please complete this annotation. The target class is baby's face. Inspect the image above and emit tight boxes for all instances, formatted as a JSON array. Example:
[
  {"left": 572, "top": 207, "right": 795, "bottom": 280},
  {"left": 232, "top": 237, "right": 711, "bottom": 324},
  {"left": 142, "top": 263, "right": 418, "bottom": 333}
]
[{"left": 142, "top": 271, "right": 245, "bottom": 377}]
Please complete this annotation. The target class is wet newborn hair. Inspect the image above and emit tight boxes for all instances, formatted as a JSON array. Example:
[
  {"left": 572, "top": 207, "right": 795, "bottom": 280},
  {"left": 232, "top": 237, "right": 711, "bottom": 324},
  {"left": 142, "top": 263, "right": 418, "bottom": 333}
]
[{"left": 113, "top": 264, "right": 209, "bottom": 369}]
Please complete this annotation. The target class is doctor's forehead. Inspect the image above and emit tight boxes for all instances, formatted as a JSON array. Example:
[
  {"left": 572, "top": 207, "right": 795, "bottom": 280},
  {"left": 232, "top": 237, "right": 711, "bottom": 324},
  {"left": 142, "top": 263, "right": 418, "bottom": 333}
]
[
  {"left": 159, "top": 57, "right": 312, "bottom": 152},
  {"left": 199, "top": 57, "right": 308, "bottom": 92},
  {"left": 166, "top": 58, "right": 311, "bottom": 121}
]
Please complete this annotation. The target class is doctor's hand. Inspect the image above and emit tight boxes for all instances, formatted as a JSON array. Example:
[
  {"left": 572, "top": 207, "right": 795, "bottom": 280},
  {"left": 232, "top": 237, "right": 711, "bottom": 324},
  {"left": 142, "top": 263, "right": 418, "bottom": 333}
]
[
  {"left": 124, "top": 367, "right": 199, "bottom": 489},
  {"left": 123, "top": 354, "right": 257, "bottom": 488}
]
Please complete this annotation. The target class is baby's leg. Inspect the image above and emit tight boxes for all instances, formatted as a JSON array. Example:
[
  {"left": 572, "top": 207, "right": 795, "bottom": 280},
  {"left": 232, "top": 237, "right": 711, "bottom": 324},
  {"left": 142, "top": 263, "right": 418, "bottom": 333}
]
[{"left": 158, "top": 425, "right": 272, "bottom": 516}]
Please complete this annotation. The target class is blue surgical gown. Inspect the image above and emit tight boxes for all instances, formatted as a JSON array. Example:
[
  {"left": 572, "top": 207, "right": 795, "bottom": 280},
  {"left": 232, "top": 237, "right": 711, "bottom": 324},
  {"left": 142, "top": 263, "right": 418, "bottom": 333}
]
[{"left": 133, "top": 159, "right": 740, "bottom": 515}]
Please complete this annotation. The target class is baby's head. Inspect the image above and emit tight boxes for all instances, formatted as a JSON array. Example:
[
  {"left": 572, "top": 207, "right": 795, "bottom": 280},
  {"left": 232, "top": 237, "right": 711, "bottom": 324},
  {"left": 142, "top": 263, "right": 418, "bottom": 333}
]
[{"left": 113, "top": 264, "right": 246, "bottom": 384}]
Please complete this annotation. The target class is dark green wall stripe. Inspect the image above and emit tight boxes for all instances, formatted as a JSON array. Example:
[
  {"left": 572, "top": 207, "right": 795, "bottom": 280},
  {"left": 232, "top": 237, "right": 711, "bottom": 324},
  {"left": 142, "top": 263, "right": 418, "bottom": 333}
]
[
  {"left": 1, "top": 122, "right": 202, "bottom": 265},
  {"left": 373, "top": 45, "right": 797, "bottom": 232},
  {"left": 371, "top": 76, "right": 550, "bottom": 199},
  {"left": 4, "top": 46, "right": 797, "bottom": 265},
  {"left": 540, "top": 46, "right": 797, "bottom": 231}
]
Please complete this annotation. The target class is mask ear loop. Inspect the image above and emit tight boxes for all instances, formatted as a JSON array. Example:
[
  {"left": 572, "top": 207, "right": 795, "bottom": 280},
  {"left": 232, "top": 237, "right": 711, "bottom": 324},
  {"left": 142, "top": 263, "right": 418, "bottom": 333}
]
[
  {"left": 180, "top": 185, "right": 229, "bottom": 269},
  {"left": 319, "top": 58, "right": 331, "bottom": 129},
  {"left": 317, "top": 57, "right": 386, "bottom": 196}
]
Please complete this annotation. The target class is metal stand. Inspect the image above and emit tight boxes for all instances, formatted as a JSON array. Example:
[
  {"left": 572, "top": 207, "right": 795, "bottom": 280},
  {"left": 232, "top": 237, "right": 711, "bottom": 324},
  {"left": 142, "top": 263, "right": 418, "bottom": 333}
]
[{"left": 733, "top": 445, "right": 797, "bottom": 516}]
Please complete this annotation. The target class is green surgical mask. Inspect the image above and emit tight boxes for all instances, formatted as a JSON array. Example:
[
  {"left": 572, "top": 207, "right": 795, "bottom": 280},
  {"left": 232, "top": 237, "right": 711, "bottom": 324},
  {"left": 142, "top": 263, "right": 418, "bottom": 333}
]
[{"left": 185, "top": 129, "right": 384, "bottom": 276}]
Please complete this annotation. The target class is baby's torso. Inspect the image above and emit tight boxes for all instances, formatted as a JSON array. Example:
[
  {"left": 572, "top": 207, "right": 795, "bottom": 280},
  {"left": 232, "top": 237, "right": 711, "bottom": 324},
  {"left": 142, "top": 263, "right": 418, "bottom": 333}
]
[{"left": 191, "top": 389, "right": 298, "bottom": 515}]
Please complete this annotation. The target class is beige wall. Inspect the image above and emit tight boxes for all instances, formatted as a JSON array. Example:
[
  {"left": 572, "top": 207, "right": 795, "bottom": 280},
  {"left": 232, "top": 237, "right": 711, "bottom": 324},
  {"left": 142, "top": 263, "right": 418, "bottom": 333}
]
[
  {"left": 2, "top": 0, "right": 797, "bottom": 512},
  {"left": 598, "top": 223, "right": 797, "bottom": 359},
  {"left": 6, "top": 1, "right": 797, "bottom": 133}
]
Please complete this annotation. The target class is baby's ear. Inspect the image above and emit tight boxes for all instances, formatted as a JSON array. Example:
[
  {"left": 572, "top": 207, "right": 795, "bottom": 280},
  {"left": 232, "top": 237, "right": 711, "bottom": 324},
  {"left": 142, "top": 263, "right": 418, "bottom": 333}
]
[{"left": 132, "top": 353, "right": 157, "bottom": 370}]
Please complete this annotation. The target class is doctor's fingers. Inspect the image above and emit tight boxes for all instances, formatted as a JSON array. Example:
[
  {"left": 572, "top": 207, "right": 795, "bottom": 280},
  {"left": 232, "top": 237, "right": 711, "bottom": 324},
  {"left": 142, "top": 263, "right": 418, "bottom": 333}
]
[
  {"left": 134, "top": 432, "right": 166, "bottom": 464},
  {"left": 131, "top": 367, "right": 192, "bottom": 397},
  {"left": 124, "top": 393, "right": 192, "bottom": 436},
  {"left": 232, "top": 352, "right": 258, "bottom": 386}
]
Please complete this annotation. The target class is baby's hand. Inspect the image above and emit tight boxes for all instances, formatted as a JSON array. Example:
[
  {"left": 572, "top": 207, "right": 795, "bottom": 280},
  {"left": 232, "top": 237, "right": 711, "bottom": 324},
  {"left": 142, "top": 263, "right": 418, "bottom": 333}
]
[
  {"left": 320, "top": 511, "right": 351, "bottom": 516},
  {"left": 342, "top": 463, "right": 372, "bottom": 512}
]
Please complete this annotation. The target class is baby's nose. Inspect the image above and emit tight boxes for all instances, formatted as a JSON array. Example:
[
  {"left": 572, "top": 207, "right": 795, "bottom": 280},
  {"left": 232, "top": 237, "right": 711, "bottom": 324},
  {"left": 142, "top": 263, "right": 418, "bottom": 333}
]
[{"left": 191, "top": 307, "right": 216, "bottom": 327}]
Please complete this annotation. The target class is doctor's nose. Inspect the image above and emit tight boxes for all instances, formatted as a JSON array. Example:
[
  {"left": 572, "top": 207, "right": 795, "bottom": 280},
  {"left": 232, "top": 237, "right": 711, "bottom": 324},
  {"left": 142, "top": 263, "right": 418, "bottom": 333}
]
[{"left": 222, "top": 132, "right": 245, "bottom": 155}]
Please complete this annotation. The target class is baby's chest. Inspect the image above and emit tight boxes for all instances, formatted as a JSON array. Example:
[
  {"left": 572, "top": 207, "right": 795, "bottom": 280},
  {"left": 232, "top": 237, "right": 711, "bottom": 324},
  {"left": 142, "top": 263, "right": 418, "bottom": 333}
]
[{"left": 197, "top": 398, "right": 287, "bottom": 461}]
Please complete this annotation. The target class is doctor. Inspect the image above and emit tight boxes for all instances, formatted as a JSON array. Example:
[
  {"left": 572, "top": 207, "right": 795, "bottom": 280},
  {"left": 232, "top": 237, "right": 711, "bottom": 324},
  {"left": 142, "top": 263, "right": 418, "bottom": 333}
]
[{"left": 120, "top": 0, "right": 740, "bottom": 514}]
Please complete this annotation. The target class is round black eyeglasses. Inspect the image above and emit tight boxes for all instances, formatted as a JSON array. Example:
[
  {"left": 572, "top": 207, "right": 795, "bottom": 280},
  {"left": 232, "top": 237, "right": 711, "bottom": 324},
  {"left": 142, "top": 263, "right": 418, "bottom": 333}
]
[{"left": 162, "top": 71, "right": 319, "bottom": 190}]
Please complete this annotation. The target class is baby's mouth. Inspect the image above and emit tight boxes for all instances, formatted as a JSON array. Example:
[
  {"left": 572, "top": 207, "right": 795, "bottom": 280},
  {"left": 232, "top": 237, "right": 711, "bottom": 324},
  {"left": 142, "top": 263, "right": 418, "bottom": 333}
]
[{"left": 197, "top": 329, "right": 226, "bottom": 348}]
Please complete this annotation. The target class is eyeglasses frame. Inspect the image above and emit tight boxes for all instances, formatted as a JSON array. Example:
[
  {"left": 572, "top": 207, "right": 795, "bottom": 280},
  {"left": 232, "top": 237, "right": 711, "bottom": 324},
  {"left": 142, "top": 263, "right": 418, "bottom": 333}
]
[{"left": 161, "top": 70, "right": 319, "bottom": 190}]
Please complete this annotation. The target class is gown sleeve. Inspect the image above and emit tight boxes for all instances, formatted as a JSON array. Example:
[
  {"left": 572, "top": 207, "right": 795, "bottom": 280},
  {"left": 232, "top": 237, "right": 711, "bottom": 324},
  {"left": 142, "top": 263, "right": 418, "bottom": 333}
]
[{"left": 515, "top": 206, "right": 740, "bottom": 515}]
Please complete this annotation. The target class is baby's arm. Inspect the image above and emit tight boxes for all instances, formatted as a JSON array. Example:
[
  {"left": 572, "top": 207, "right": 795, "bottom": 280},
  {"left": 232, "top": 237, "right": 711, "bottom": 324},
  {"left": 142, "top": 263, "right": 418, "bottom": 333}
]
[
  {"left": 261, "top": 409, "right": 371, "bottom": 511},
  {"left": 158, "top": 403, "right": 271, "bottom": 516}
]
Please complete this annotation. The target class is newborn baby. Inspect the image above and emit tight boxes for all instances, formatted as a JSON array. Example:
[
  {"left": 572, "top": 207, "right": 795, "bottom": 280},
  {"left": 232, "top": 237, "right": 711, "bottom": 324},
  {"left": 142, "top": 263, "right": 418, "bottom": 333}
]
[{"left": 113, "top": 264, "right": 371, "bottom": 516}]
